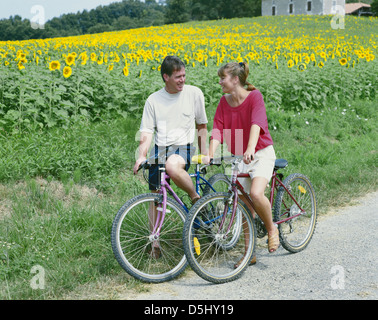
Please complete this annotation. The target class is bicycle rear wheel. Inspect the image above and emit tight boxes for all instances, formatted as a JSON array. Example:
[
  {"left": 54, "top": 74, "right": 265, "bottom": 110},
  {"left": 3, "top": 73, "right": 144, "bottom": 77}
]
[
  {"left": 111, "top": 193, "right": 187, "bottom": 283},
  {"left": 274, "top": 173, "right": 317, "bottom": 253},
  {"left": 183, "top": 192, "right": 256, "bottom": 284}
]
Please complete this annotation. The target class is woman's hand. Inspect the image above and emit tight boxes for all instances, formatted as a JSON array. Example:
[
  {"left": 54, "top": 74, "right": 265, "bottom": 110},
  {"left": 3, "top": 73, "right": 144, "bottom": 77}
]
[
  {"left": 243, "top": 147, "right": 255, "bottom": 164},
  {"left": 201, "top": 155, "right": 211, "bottom": 165}
]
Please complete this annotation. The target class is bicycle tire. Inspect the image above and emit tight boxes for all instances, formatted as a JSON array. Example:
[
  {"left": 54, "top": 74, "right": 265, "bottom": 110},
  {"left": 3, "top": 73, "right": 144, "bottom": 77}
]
[
  {"left": 183, "top": 192, "right": 256, "bottom": 284},
  {"left": 273, "top": 173, "right": 317, "bottom": 253},
  {"left": 203, "top": 173, "right": 231, "bottom": 194},
  {"left": 111, "top": 193, "right": 187, "bottom": 283}
]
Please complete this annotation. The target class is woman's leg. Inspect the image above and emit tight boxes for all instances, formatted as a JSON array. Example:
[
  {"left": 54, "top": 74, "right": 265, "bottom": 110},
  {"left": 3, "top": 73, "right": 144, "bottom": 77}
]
[{"left": 249, "top": 177, "right": 279, "bottom": 253}]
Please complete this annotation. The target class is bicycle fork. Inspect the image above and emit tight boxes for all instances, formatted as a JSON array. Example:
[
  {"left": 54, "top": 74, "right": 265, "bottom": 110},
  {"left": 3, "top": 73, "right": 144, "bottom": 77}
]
[{"left": 149, "top": 168, "right": 171, "bottom": 242}]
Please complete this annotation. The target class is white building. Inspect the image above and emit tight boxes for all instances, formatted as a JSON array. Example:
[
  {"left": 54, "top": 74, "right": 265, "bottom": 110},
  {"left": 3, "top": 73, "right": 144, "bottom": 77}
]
[{"left": 261, "top": 0, "right": 346, "bottom": 16}]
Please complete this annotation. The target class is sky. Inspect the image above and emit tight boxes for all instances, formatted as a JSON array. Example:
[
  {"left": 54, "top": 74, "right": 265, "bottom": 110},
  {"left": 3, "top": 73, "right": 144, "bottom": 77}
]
[{"left": 0, "top": 0, "right": 127, "bottom": 21}]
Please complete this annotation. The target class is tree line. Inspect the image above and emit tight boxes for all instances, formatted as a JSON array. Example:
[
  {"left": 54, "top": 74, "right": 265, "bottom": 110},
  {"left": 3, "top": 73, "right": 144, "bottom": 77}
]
[{"left": 0, "top": 0, "right": 261, "bottom": 41}]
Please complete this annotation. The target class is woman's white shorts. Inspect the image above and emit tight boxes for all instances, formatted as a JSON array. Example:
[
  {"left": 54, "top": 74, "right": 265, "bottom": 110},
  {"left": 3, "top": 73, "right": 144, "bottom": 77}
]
[{"left": 235, "top": 145, "right": 276, "bottom": 194}]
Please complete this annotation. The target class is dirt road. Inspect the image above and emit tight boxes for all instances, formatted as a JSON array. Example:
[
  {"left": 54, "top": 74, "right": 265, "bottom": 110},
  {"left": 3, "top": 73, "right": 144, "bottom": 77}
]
[{"left": 124, "top": 191, "right": 378, "bottom": 300}]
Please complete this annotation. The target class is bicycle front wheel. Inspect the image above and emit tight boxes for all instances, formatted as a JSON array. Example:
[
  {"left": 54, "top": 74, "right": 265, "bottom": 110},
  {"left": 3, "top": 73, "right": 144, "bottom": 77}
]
[
  {"left": 274, "top": 173, "right": 317, "bottom": 253},
  {"left": 111, "top": 193, "right": 187, "bottom": 283},
  {"left": 183, "top": 192, "right": 256, "bottom": 284}
]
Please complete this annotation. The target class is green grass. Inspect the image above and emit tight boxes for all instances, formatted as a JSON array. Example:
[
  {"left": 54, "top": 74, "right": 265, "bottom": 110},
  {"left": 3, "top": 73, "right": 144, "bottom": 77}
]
[
  {"left": 269, "top": 99, "right": 377, "bottom": 208},
  {"left": 0, "top": 95, "right": 376, "bottom": 299}
]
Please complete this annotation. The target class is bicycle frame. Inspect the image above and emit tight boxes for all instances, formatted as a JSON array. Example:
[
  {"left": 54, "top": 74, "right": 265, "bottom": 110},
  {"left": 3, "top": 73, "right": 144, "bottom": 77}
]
[
  {"left": 151, "top": 163, "right": 216, "bottom": 237},
  {"left": 230, "top": 169, "right": 306, "bottom": 225}
]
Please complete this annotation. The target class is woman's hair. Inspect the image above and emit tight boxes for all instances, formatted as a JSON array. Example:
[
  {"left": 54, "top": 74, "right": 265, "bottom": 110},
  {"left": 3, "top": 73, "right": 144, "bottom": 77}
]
[
  {"left": 161, "top": 56, "right": 185, "bottom": 82},
  {"left": 218, "top": 62, "right": 256, "bottom": 91}
]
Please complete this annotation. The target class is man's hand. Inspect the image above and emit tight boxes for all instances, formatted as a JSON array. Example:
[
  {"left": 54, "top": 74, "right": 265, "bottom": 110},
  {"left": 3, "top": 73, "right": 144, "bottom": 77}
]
[{"left": 133, "top": 157, "right": 147, "bottom": 175}]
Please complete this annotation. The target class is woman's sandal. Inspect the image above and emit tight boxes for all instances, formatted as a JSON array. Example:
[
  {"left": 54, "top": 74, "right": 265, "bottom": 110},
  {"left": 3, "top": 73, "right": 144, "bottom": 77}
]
[
  {"left": 234, "top": 255, "right": 256, "bottom": 269},
  {"left": 268, "top": 228, "right": 280, "bottom": 253}
]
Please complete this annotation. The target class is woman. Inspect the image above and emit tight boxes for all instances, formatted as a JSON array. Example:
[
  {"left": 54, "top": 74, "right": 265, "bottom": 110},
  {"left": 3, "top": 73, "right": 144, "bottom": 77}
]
[{"left": 208, "top": 62, "right": 279, "bottom": 266}]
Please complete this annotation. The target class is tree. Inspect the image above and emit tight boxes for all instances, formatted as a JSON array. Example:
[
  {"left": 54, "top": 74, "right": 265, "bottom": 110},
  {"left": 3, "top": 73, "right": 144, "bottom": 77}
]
[
  {"left": 172, "top": 0, "right": 261, "bottom": 22},
  {"left": 371, "top": 0, "right": 378, "bottom": 16},
  {"left": 0, "top": 0, "right": 262, "bottom": 41},
  {"left": 164, "top": 0, "right": 191, "bottom": 24}
]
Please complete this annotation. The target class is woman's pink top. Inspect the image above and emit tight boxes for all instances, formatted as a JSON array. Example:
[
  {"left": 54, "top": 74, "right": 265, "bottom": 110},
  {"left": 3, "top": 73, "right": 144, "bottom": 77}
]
[{"left": 211, "top": 90, "right": 273, "bottom": 156}]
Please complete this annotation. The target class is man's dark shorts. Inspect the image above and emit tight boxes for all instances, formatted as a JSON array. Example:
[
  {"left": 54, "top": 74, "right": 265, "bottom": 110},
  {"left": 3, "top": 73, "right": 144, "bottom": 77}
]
[{"left": 148, "top": 144, "right": 196, "bottom": 191}]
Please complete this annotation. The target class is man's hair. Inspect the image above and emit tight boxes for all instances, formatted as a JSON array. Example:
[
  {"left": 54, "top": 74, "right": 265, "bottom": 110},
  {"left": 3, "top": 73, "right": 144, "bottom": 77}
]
[{"left": 161, "top": 56, "right": 185, "bottom": 82}]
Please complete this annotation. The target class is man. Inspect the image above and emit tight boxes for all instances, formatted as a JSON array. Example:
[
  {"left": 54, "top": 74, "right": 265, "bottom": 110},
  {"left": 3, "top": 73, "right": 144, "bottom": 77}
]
[{"left": 133, "top": 56, "right": 208, "bottom": 203}]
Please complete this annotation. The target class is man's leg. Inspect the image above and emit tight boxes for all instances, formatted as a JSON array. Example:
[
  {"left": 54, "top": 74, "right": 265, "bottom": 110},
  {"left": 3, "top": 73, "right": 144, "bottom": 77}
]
[
  {"left": 147, "top": 163, "right": 161, "bottom": 257},
  {"left": 165, "top": 154, "right": 199, "bottom": 202}
]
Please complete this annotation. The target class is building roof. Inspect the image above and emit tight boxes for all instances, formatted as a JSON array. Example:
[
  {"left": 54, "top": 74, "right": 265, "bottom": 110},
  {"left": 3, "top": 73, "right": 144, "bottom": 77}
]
[{"left": 345, "top": 3, "right": 371, "bottom": 14}]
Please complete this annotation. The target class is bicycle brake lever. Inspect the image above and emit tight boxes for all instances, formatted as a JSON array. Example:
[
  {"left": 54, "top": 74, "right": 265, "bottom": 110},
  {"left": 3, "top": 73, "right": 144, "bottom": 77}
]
[{"left": 138, "top": 161, "right": 151, "bottom": 172}]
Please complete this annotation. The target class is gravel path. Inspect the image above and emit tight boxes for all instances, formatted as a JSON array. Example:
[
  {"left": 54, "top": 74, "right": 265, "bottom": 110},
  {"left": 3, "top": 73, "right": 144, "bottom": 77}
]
[{"left": 125, "top": 191, "right": 378, "bottom": 300}]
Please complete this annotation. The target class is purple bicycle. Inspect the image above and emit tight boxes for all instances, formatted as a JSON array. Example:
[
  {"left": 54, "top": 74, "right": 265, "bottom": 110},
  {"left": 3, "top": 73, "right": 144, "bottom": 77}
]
[{"left": 111, "top": 154, "right": 230, "bottom": 283}]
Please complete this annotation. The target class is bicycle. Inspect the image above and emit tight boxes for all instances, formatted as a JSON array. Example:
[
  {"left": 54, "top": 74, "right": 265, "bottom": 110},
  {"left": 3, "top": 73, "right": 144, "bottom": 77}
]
[
  {"left": 183, "top": 156, "right": 317, "bottom": 284},
  {"left": 111, "top": 153, "right": 231, "bottom": 283}
]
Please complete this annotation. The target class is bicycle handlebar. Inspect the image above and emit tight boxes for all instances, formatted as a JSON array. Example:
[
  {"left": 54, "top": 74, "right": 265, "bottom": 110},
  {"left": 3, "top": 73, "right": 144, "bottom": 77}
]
[
  {"left": 137, "top": 160, "right": 151, "bottom": 172},
  {"left": 137, "top": 154, "right": 241, "bottom": 172}
]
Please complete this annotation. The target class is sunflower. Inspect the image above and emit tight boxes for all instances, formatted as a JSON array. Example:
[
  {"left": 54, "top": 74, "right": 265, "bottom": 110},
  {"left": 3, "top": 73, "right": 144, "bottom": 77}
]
[
  {"left": 49, "top": 60, "right": 61, "bottom": 71},
  {"left": 79, "top": 52, "right": 88, "bottom": 65},
  {"left": 65, "top": 54, "right": 75, "bottom": 66},
  {"left": 17, "top": 62, "right": 25, "bottom": 70},
  {"left": 91, "top": 53, "right": 97, "bottom": 61},
  {"left": 63, "top": 66, "right": 72, "bottom": 78},
  {"left": 287, "top": 59, "right": 294, "bottom": 68},
  {"left": 18, "top": 53, "right": 26, "bottom": 61},
  {"left": 297, "top": 63, "right": 307, "bottom": 71},
  {"left": 123, "top": 66, "right": 129, "bottom": 77},
  {"left": 339, "top": 58, "right": 347, "bottom": 66},
  {"left": 318, "top": 61, "right": 324, "bottom": 68}
]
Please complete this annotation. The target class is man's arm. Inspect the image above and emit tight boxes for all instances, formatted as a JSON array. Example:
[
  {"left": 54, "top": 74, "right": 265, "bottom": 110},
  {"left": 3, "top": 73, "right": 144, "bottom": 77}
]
[
  {"left": 196, "top": 123, "right": 208, "bottom": 156},
  {"left": 133, "top": 131, "right": 153, "bottom": 174}
]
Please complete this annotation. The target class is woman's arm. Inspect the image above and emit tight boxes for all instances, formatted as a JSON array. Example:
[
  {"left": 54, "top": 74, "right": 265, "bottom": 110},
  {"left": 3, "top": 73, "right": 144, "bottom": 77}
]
[{"left": 243, "top": 124, "right": 260, "bottom": 164}]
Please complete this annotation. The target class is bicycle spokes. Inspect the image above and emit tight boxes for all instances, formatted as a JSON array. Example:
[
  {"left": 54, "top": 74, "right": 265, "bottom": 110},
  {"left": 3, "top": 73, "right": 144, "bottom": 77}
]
[
  {"left": 183, "top": 192, "right": 256, "bottom": 284},
  {"left": 111, "top": 194, "right": 187, "bottom": 283}
]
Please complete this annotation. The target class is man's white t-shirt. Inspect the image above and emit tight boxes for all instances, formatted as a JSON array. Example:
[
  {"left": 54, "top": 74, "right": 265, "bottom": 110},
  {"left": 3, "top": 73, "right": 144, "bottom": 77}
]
[{"left": 140, "top": 85, "right": 208, "bottom": 146}]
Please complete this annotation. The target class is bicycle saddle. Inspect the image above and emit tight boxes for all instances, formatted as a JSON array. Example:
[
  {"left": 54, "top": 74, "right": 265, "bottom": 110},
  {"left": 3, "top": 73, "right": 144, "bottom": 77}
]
[{"left": 274, "top": 159, "right": 288, "bottom": 170}]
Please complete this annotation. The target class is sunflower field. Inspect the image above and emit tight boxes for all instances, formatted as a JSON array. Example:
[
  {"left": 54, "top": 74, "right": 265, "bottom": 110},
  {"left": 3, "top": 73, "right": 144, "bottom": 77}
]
[
  {"left": 0, "top": 14, "right": 377, "bottom": 299},
  {"left": 0, "top": 14, "right": 377, "bottom": 132}
]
